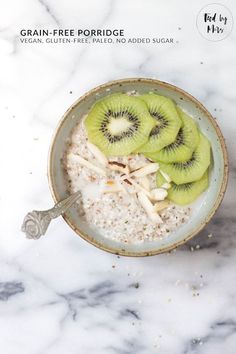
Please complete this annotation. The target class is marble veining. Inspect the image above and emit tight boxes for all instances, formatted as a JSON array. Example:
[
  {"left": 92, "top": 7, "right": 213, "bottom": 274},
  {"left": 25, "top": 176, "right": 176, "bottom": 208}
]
[{"left": 0, "top": 0, "right": 236, "bottom": 353}]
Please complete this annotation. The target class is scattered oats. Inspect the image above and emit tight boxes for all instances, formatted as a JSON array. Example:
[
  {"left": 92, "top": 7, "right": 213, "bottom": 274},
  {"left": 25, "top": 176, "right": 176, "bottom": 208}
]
[
  {"left": 190, "top": 246, "right": 194, "bottom": 252},
  {"left": 208, "top": 233, "right": 213, "bottom": 238},
  {"left": 195, "top": 245, "right": 200, "bottom": 249}
]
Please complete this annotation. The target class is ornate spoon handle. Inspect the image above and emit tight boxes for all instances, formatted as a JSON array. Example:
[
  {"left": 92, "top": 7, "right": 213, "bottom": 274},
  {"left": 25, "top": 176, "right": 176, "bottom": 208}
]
[{"left": 21, "top": 191, "right": 81, "bottom": 239}]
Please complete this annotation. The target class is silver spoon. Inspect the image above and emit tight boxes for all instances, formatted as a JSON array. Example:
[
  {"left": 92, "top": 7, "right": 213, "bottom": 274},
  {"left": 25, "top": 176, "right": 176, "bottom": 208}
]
[{"left": 21, "top": 191, "right": 81, "bottom": 239}]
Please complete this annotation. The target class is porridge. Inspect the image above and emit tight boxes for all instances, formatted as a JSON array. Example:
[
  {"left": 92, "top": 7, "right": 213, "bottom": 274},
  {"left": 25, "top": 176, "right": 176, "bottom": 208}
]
[{"left": 64, "top": 92, "right": 211, "bottom": 244}]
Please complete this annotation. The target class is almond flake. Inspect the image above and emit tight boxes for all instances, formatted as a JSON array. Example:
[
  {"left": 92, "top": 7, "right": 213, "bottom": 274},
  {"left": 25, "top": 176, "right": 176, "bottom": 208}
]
[
  {"left": 130, "top": 163, "right": 159, "bottom": 178},
  {"left": 150, "top": 188, "right": 168, "bottom": 201},
  {"left": 137, "top": 191, "right": 163, "bottom": 223},
  {"left": 87, "top": 142, "right": 108, "bottom": 167},
  {"left": 160, "top": 170, "right": 171, "bottom": 183},
  {"left": 154, "top": 200, "right": 170, "bottom": 212},
  {"left": 108, "top": 161, "right": 129, "bottom": 174},
  {"left": 139, "top": 176, "right": 150, "bottom": 191},
  {"left": 68, "top": 154, "right": 106, "bottom": 176}
]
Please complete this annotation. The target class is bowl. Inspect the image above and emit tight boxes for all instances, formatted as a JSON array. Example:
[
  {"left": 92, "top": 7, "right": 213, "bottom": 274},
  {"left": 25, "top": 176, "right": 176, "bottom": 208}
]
[{"left": 48, "top": 78, "right": 228, "bottom": 256}]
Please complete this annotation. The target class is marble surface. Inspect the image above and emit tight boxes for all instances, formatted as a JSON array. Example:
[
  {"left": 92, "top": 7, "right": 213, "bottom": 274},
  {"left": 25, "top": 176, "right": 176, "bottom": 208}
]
[{"left": 0, "top": 0, "right": 236, "bottom": 353}]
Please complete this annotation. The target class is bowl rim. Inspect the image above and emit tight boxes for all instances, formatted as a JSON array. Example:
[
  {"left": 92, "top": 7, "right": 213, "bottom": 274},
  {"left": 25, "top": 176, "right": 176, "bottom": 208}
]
[{"left": 48, "top": 78, "right": 229, "bottom": 257}]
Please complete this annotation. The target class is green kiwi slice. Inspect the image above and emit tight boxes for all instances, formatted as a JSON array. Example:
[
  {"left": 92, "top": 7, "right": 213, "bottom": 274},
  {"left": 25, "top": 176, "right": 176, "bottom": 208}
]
[
  {"left": 85, "top": 93, "right": 156, "bottom": 156},
  {"left": 156, "top": 170, "right": 209, "bottom": 205},
  {"left": 167, "top": 171, "right": 209, "bottom": 205},
  {"left": 137, "top": 93, "right": 182, "bottom": 153},
  {"left": 159, "top": 133, "right": 211, "bottom": 184},
  {"left": 144, "top": 108, "right": 199, "bottom": 163}
]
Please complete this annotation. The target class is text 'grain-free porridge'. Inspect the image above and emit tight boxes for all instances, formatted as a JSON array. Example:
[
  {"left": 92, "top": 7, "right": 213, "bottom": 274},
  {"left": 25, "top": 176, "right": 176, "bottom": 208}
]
[{"left": 64, "top": 92, "right": 212, "bottom": 244}]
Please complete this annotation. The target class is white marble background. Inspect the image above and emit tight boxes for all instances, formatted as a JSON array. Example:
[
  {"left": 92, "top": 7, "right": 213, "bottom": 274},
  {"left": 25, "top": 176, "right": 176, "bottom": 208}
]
[{"left": 0, "top": 0, "right": 236, "bottom": 353}]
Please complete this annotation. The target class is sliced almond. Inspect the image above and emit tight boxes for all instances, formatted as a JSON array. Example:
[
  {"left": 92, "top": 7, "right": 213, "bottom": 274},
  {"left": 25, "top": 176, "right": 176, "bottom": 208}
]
[
  {"left": 139, "top": 176, "right": 150, "bottom": 191},
  {"left": 154, "top": 200, "right": 170, "bottom": 212},
  {"left": 130, "top": 163, "right": 159, "bottom": 178},
  {"left": 160, "top": 170, "right": 171, "bottom": 183},
  {"left": 161, "top": 183, "right": 171, "bottom": 189},
  {"left": 128, "top": 161, "right": 146, "bottom": 171},
  {"left": 123, "top": 178, "right": 132, "bottom": 185},
  {"left": 108, "top": 161, "right": 129, "bottom": 174},
  {"left": 87, "top": 142, "right": 108, "bottom": 167},
  {"left": 150, "top": 188, "right": 168, "bottom": 201},
  {"left": 120, "top": 178, "right": 136, "bottom": 194},
  {"left": 137, "top": 192, "right": 163, "bottom": 223},
  {"left": 69, "top": 154, "right": 106, "bottom": 176},
  {"left": 128, "top": 178, "right": 152, "bottom": 198}
]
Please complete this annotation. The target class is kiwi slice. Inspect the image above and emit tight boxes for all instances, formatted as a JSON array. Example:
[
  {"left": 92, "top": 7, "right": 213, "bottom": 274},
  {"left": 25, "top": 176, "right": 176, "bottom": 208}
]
[
  {"left": 85, "top": 93, "right": 155, "bottom": 156},
  {"left": 137, "top": 93, "right": 182, "bottom": 153},
  {"left": 145, "top": 108, "right": 199, "bottom": 163},
  {"left": 167, "top": 171, "right": 209, "bottom": 205},
  {"left": 159, "top": 133, "right": 211, "bottom": 184},
  {"left": 156, "top": 170, "right": 209, "bottom": 205}
]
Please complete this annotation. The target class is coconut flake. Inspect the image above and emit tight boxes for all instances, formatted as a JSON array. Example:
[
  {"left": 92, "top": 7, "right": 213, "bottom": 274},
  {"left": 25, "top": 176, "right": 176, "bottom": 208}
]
[
  {"left": 137, "top": 191, "right": 163, "bottom": 223},
  {"left": 69, "top": 154, "right": 106, "bottom": 176},
  {"left": 130, "top": 163, "right": 159, "bottom": 178},
  {"left": 87, "top": 142, "right": 108, "bottom": 167}
]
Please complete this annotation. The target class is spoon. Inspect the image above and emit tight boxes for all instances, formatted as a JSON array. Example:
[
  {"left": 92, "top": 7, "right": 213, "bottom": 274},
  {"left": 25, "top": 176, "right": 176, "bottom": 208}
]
[{"left": 21, "top": 191, "right": 81, "bottom": 239}]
